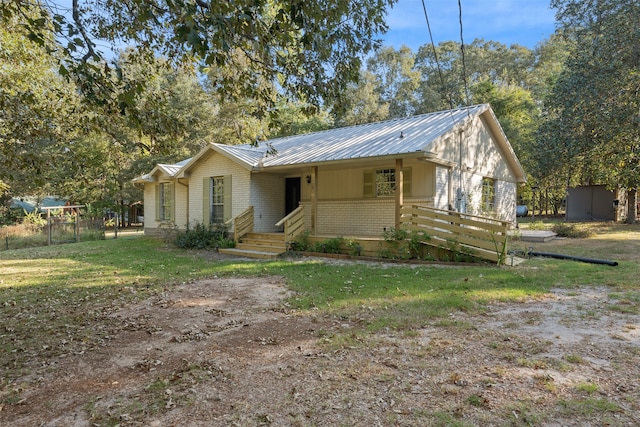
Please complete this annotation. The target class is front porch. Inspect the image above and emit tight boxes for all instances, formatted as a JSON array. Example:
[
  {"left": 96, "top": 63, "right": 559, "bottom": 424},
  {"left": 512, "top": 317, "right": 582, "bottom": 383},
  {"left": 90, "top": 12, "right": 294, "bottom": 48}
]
[{"left": 222, "top": 204, "right": 512, "bottom": 265}]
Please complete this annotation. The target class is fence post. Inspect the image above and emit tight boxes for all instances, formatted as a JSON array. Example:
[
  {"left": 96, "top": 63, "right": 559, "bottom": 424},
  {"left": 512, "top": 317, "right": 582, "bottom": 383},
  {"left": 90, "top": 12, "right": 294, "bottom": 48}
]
[
  {"left": 75, "top": 211, "right": 80, "bottom": 243},
  {"left": 47, "top": 209, "right": 52, "bottom": 246}
]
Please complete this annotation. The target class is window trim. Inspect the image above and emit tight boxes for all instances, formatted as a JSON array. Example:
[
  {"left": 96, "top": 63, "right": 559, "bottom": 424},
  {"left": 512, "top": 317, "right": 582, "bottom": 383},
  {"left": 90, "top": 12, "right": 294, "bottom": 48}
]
[
  {"left": 203, "top": 175, "right": 232, "bottom": 224},
  {"left": 210, "top": 176, "right": 225, "bottom": 224},
  {"left": 156, "top": 182, "right": 174, "bottom": 222},
  {"left": 481, "top": 177, "right": 496, "bottom": 212},
  {"left": 364, "top": 167, "right": 412, "bottom": 198},
  {"left": 375, "top": 168, "right": 396, "bottom": 197}
]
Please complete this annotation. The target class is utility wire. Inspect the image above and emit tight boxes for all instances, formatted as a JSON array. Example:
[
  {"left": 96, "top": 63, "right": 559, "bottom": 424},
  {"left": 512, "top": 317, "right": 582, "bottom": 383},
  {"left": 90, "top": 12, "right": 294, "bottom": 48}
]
[
  {"left": 420, "top": 0, "right": 456, "bottom": 124},
  {"left": 457, "top": 0, "right": 471, "bottom": 112}
]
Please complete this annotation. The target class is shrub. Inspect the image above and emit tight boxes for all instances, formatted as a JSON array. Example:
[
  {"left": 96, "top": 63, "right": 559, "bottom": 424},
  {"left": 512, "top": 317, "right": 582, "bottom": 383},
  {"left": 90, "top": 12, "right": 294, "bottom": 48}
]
[
  {"left": 527, "top": 221, "right": 547, "bottom": 230},
  {"left": 551, "top": 222, "right": 592, "bottom": 238},
  {"left": 346, "top": 239, "right": 363, "bottom": 256},
  {"left": 174, "top": 222, "right": 233, "bottom": 249},
  {"left": 292, "top": 230, "right": 312, "bottom": 251},
  {"left": 382, "top": 227, "right": 408, "bottom": 242},
  {"left": 379, "top": 227, "right": 429, "bottom": 259},
  {"left": 312, "top": 237, "right": 344, "bottom": 254},
  {"left": 23, "top": 209, "right": 46, "bottom": 228}
]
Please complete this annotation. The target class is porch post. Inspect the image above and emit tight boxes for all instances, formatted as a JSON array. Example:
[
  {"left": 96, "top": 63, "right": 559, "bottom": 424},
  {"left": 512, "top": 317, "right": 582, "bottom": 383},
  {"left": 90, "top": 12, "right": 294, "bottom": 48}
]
[
  {"left": 311, "top": 166, "right": 318, "bottom": 235},
  {"left": 395, "top": 158, "right": 403, "bottom": 229}
]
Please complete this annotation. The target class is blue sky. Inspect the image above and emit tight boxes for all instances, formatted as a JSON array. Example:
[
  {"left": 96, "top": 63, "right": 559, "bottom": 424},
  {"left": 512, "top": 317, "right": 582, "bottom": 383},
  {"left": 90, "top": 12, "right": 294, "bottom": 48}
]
[{"left": 382, "top": 0, "right": 557, "bottom": 51}]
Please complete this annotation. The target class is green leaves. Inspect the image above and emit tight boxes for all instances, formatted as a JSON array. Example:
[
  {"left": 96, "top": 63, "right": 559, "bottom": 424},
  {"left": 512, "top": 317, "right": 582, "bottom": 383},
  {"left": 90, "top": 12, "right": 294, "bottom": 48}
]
[
  {"left": 540, "top": 0, "right": 640, "bottom": 192},
  {"left": 2, "top": 0, "right": 396, "bottom": 112}
]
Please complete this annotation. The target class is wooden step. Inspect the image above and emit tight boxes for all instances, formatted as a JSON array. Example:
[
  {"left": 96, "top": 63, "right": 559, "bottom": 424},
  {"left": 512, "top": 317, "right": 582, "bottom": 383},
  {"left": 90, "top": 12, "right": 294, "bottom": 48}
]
[
  {"left": 218, "top": 248, "right": 281, "bottom": 259},
  {"left": 235, "top": 243, "right": 284, "bottom": 253},
  {"left": 219, "top": 232, "right": 286, "bottom": 259},
  {"left": 242, "top": 233, "right": 285, "bottom": 244}
]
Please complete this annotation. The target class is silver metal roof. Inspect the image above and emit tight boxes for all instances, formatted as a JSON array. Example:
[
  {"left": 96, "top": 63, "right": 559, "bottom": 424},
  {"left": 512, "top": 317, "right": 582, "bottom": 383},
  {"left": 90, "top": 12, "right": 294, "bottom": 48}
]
[
  {"left": 218, "top": 104, "right": 487, "bottom": 168},
  {"left": 144, "top": 103, "right": 529, "bottom": 183},
  {"left": 157, "top": 158, "right": 192, "bottom": 176}
]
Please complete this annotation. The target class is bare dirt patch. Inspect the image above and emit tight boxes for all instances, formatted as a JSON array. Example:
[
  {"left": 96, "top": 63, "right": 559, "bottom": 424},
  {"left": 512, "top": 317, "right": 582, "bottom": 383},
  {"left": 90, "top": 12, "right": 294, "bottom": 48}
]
[{"left": 2, "top": 276, "right": 639, "bottom": 426}]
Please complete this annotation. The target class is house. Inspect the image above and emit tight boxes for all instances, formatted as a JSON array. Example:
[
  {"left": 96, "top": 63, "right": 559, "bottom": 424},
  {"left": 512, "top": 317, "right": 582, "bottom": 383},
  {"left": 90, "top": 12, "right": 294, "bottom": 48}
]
[{"left": 133, "top": 104, "right": 526, "bottom": 257}]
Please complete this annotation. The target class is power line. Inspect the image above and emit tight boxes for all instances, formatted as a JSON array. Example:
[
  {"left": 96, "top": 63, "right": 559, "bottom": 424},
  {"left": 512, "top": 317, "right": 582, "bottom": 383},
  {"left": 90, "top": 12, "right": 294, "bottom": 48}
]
[
  {"left": 421, "top": 0, "right": 471, "bottom": 111},
  {"left": 457, "top": 0, "right": 471, "bottom": 109},
  {"left": 420, "top": 0, "right": 456, "bottom": 124},
  {"left": 420, "top": 0, "right": 453, "bottom": 111}
]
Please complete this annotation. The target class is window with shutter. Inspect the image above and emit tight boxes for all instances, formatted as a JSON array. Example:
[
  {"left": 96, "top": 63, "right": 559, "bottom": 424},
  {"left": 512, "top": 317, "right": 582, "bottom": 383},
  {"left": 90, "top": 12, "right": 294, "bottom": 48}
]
[
  {"left": 157, "top": 182, "right": 173, "bottom": 221},
  {"left": 363, "top": 168, "right": 412, "bottom": 198},
  {"left": 205, "top": 176, "right": 232, "bottom": 224}
]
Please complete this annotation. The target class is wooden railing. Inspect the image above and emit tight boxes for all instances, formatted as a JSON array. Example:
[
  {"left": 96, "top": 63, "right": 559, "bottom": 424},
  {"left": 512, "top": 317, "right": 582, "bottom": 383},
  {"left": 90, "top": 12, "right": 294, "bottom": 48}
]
[
  {"left": 275, "top": 206, "right": 305, "bottom": 249},
  {"left": 400, "top": 205, "right": 511, "bottom": 265},
  {"left": 231, "top": 206, "right": 254, "bottom": 243}
]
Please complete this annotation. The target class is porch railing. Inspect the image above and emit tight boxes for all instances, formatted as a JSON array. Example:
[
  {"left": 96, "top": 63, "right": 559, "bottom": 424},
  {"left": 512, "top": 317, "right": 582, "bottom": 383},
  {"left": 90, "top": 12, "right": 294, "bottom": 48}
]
[
  {"left": 275, "top": 205, "right": 305, "bottom": 249},
  {"left": 400, "top": 205, "right": 511, "bottom": 265},
  {"left": 231, "top": 206, "right": 254, "bottom": 243}
]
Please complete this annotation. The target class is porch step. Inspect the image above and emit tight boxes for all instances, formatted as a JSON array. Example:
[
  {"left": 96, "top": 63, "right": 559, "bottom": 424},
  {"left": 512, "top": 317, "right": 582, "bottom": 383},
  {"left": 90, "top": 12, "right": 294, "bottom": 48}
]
[
  {"left": 219, "top": 232, "right": 286, "bottom": 259},
  {"left": 218, "top": 248, "right": 281, "bottom": 259},
  {"left": 241, "top": 232, "right": 286, "bottom": 247}
]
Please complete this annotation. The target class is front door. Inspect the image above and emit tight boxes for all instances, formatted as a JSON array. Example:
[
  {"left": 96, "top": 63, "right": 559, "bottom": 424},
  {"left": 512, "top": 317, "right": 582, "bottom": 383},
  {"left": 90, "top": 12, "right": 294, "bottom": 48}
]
[{"left": 285, "top": 177, "right": 301, "bottom": 215}]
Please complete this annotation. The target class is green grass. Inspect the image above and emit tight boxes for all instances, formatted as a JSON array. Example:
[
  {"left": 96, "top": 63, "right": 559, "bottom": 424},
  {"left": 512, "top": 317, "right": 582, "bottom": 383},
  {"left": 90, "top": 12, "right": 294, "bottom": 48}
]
[{"left": 1, "top": 226, "right": 639, "bottom": 382}]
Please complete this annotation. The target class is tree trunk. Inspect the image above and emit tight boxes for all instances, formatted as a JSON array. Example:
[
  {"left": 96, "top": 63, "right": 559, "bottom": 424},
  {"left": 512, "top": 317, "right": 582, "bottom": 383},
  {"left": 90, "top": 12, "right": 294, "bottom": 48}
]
[{"left": 626, "top": 188, "right": 637, "bottom": 224}]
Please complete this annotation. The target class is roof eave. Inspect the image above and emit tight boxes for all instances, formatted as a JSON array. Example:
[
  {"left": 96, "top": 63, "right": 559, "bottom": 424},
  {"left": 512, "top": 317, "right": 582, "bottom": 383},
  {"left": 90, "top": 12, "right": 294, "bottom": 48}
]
[{"left": 258, "top": 151, "right": 429, "bottom": 171}]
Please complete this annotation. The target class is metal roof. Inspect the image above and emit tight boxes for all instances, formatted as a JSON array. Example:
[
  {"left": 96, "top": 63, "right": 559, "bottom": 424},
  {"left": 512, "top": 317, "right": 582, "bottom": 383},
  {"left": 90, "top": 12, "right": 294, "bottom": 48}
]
[
  {"left": 218, "top": 104, "right": 487, "bottom": 169},
  {"left": 141, "top": 103, "right": 526, "bottom": 182}
]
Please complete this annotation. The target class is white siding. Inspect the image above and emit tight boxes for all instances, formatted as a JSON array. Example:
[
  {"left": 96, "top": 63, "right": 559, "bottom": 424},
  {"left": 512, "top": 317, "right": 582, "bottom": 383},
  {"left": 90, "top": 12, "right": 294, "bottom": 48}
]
[
  {"left": 432, "top": 114, "right": 518, "bottom": 222},
  {"left": 174, "top": 181, "right": 189, "bottom": 229},
  {"left": 496, "top": 180, "right": 517, "bottom": 224},
  {"left": 251, "top": 173, "right": 286, "bottom": 232},
  {"left": 188, "top": 152, "right": 251, "bottom": 231},
  {"left": 434, "top": 166, "right": 450, "bottom": 210},
  {"left": 143, "top": 178, "right": 187, "bottom": 234},
  {"left": 143, "top": 183, "right": 158, "bottom": 233}
]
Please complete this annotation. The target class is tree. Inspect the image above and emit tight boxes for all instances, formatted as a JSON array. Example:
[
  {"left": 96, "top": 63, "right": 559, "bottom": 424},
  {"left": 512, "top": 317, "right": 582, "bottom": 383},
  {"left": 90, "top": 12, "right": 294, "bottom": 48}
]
[
  {"left": 0, "top": 10, "right": 83, "bottom": 190},
  {"left": 1, "top": 0, "right": 397, "bottom": 112},
  {"left": 540, "top": 0, "right": 640, "bottom": 222},
  {"left": 366, "top": 46, "right": 421, "bottom": 118},
  {"left": 334, "top": 70, "right": 389, "bottom": 126},
  {"left": 269, "top": 100, "right": 334, "bottom": 138},
  {"left": 414, "top": 39, "right": 536, "bottom": 111},
  {"left": 471, "top": 81, "right": 537, "bottom": 167}
]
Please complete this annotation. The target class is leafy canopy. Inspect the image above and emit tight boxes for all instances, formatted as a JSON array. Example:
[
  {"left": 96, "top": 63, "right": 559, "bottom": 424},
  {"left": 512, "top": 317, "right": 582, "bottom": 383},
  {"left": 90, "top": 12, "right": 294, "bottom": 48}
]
[{"left": 2, "top": 0, "right": 397, "bottom": 111}]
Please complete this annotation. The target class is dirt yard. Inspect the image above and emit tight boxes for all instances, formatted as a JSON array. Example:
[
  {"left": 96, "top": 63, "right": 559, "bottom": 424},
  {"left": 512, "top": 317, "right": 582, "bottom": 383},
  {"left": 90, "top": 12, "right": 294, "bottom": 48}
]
[{"left": 3, "top": 267, "right": 639, "bottom": 426}]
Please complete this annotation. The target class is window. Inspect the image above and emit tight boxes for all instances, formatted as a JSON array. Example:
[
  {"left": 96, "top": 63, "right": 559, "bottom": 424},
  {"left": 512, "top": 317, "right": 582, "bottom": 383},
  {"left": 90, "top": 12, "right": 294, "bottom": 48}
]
[
  {"left": 376, "top": 169, "right": 396, "bottom": 197},
  {"left": 210, "top": 176, "right": 225, "bottom": 224},
  {"left": 156, "top": 182, "right": 173, "bottom": 221},
  {"left": 482, "top": 178, "right": 496, "bottom": 212},
  {"left": 364, "top": 168, "right": 411, "bottom": 198},
  {"left": 204, "top": 175, "right": 232, "bottom": 224}
]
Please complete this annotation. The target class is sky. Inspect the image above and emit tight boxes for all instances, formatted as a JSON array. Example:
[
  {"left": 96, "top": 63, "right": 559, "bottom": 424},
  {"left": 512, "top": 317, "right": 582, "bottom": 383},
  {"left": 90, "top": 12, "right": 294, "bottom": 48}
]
[{"left": 382, "top": 0, "right": 558, "bottom": 52}]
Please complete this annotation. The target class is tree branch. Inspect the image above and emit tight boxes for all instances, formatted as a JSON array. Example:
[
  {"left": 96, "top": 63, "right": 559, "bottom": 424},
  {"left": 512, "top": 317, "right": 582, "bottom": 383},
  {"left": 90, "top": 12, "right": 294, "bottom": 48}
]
[{"left": 72, "top": 0, "right": 97, "bottom": 62}]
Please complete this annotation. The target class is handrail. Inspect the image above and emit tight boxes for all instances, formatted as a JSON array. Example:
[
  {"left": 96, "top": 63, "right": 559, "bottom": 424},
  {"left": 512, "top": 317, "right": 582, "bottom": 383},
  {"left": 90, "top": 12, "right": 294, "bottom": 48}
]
[
  {"left": 232, "top": 206, "right": 254, "bottom": 243},
  {"left": 400, "top": 204, "right": 510, "bottom": 265},
  {"left": 275, "top": 205, "right": 303, "bottom": 227},
  {"left": 276, "top": 206, "right": 305, "bottom": 249}
]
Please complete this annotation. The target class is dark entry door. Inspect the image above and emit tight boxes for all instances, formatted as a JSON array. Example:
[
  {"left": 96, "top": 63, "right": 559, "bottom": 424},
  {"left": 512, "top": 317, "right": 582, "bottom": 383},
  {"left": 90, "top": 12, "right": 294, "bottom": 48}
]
[{"left": 285, "top": 177, "right": 301, "bottom": 215}]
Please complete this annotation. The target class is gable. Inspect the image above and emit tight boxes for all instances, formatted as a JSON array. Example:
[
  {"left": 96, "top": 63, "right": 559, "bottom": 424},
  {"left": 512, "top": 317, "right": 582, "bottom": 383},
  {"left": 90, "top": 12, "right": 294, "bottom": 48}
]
[{"left": 425, "top": 110, "right": 525, "bottom": 183}]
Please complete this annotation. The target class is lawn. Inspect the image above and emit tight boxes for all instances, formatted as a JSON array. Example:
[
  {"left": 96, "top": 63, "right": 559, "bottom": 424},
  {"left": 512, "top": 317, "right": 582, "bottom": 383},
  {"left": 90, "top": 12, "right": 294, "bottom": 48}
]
[{"left": 1, "top": 224, "right": 639, "bottom": 426}]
